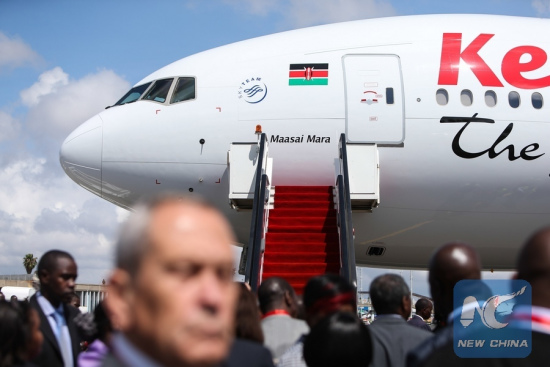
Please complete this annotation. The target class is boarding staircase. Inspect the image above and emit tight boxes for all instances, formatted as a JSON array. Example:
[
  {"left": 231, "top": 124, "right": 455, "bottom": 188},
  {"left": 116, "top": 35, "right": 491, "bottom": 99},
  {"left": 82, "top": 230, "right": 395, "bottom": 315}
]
[
  {"left": 228, "top": 133, "right": 379, "bottom": 293},
  {"left": 262, "top": 186, "right": 340, "bottom": 293}
]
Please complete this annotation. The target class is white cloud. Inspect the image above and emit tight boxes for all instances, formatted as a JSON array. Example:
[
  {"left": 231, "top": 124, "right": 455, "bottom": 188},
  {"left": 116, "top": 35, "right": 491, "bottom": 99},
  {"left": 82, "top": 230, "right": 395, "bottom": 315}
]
[
  {"left": 25, "top": 68, "right": 130, "bottom": 143},
  {"left": 224, "top": 0, "right": 396, "bottom": 28},
  {"left": 532, "top": 0, "right": 550, "bottom": 15},
  {"left": 224, "top": 0, "right": 281, "bottom": 17},
  {"left": 286, "top": 0, "right": 396, "bottom": 28},
  {"left": 115, "top": 207, "right": 130, "bottom": 223},
  {"left": 0, "top": 157, "right": 118, "bottom": 283},
  {"left": 0, "top": 111, "right": 20, "bottom": 142},
  {"left": 0, "top": 68, "right": 131, "bottom": 283},
  {"left": 0, "top": 32, "right": 41, "bottom": 71},
  {"left": 20, "top": 67, "right": 69, "bottom": 107}
]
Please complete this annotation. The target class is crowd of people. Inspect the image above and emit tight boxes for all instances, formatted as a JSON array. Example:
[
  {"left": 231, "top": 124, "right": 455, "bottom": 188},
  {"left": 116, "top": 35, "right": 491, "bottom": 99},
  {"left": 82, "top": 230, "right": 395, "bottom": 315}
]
[{"left": 1, "top": 192, "right": 550, "bottom": 367}]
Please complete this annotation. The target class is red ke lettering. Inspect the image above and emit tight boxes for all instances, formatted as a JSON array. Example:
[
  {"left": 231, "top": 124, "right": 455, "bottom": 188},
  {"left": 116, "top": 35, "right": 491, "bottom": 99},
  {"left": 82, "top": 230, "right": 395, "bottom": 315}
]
[{"left": 438, "top": 33, "right": 503, "bottom": 87}]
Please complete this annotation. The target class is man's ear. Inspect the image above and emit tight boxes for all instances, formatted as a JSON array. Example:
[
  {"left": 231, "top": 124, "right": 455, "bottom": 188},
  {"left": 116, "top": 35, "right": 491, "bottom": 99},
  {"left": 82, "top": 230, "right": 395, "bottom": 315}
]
[
  {"left": 283, "top": 291, "right": 292, "bottom": 307},
  {"left": 104, "top": 269, "right": 134, "bottom": 332},
  {"left": 38, "top": 268, "right": 49, "bottom": 283},
  {"left": 284, "top": 291, "right": 296, "bottom": 316}
]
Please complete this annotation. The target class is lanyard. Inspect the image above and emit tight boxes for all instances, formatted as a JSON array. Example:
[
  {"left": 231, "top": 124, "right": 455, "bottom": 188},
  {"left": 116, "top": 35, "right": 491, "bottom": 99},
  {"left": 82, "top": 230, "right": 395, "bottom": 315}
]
[{"left": 262, "top": 309, "right": 290, "bottom": 319}]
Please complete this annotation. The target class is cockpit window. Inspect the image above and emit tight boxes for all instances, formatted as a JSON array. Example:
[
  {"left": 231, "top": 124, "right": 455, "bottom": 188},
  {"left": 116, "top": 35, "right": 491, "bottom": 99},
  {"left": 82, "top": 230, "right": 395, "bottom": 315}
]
[
  {"left": 143, "top": 78, "right": 174, "bottom": 103},
  {"left": 114, "top": 82, "right": 152, "bottom": 106},
  {"left": 171, "top": 77, "right": 196, "bottom": 104}
]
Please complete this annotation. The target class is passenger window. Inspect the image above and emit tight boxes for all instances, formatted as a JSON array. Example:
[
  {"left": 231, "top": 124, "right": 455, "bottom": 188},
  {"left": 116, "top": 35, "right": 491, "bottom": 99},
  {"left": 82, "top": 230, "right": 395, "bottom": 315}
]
[
  {"left": 143, "top": 78, "right": 174, "bottom": 103},
  {"left": 436, "top": 89, "right": 448, "bottom": 106},
  {"left": 509, "top": 91, "right": 520, "bottom": 108},
  {"left": 485, "top": 90, "right": 497, "bottom": 107},
  {"left": 532, "top": 92, "right": 543, "bottom": 109},
  {"left": 171, "top": 77, "right": 196, "bottom": 104},
  {"left": 461, "top": 90, "right": 473, "bottom": 106}
]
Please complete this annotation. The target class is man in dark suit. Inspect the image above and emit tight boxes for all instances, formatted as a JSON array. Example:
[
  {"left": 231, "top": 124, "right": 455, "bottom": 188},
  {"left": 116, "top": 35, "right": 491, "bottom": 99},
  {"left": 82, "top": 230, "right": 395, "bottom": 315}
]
[
  {"left": 415, "top": 229, "right": 550, "bottom": 367},
  {"left": 368, "top": 273, "right": 432, "bottom": 367},
  {"left": 408, "top": 298, "right": 433, "bottom": 332},
  {"left": 30, "top": 250, "right": 81, "bottom": 367},
  {"left": 406, "top": 242, "right": 482, "bottom": 367}
]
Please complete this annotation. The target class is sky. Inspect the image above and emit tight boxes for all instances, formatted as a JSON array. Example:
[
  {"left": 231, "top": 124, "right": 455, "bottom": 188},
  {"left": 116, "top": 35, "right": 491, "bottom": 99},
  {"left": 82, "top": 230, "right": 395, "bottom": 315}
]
[{"left": 0, "top": 0, "right": 548, "bottom": 295}]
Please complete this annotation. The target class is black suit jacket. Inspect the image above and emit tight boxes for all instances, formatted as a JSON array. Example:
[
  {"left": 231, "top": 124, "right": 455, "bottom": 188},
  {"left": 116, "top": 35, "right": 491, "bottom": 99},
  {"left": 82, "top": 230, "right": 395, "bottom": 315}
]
[
  {"left": 369, "top": 315, "right": 432, "bottom": 367},
  {"left": 29, "top": 294, "right": 82, "bottom": 367},
  {"left": 221, "top": 339, "right": 275, "bottom": 367},
  {"left": 408, "top": 315, "right": 432, "bottom": 332}
]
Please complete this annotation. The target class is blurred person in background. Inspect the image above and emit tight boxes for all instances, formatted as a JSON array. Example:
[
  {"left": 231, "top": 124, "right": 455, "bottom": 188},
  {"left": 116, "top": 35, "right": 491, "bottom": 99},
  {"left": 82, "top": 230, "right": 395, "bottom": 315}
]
[
  {"left": 278, "top": 274, "right": 359, "bottom": 367},
  {"left": 407, "top": 242, "right": 482, "bottom": 367},
  {"left": 258, "top": 277, "right": 308, "bottom": 362},
  {"left": 408, "top": 299, "right": 432, "bottom": 332},
  {"left": 235, "top": 282, "right": 264, "bottom": 344},
  {"left": 303, "top": 311, "right": 372, "bottom": 367},
  {"left": 69, "top": 294, "right": 80, "bottom": 310},
  {"left": 77, "top": 302, "right": 113, "bottom": 367},
  {"left": 369, "top": 274, "right": 431, "bottom": 367},
  {"left": 0, "top": 300, "right": 43, "bottom": 367},
  {"left": 223, "top": 282, "right": 274, "bottom": 367}
]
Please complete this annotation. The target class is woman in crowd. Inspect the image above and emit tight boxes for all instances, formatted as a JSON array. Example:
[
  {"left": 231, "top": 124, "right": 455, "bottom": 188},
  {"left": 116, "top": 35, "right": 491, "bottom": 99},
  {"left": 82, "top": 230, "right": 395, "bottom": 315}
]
[
  {"left": 235, "top": 282, "right": 264, "bottom": 344},
  {"left": 303, "top": 311, "right": 372, "bottom": 367},
  {"left": 0, "top": 300, "right": 43, "bottom": 367}
]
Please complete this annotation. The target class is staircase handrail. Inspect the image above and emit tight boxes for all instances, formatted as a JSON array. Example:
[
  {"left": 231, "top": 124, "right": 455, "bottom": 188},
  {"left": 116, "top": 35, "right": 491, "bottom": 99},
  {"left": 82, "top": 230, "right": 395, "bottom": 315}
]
[
  {"left": 245, "top": 133, "right": 270, "bottom": 292},
  {"left": 338, "top": 133, "right": 357, "bottom": 289},
  {"left": 336, "top": 175, "right": 350, "bottom": 279}
]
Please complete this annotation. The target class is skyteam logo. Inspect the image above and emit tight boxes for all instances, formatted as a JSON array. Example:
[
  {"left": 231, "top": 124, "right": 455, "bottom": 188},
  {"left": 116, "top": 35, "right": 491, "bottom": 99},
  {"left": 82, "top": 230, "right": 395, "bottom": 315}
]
[
  {"left": 237, "top": 77, "right": 267, "bottom": 104},
  {"left": 453, "top": 280, "right": 531, "bottom": 358}
]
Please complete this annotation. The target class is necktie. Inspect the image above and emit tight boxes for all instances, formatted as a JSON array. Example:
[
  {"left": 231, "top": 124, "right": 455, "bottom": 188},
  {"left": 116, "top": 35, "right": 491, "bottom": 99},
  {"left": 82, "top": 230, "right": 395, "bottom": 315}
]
[{"left": 53, "top": 310, "right": 73, "bottom": 367}]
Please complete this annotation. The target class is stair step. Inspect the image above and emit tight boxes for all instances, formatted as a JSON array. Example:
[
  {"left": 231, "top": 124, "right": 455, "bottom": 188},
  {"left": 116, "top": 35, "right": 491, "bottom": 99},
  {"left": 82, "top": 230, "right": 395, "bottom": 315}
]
[
  {"left": 266, "top": 232, "right": 339, "bottom": 243},
  {"left": 263, "top": 262, "right": 340, "bottom": 273},
  {"left": 276, "top": 200, "right": 334, "bottom": 209},
  {"left": 275, "top": 186, "right": 332, "bottom": 194},
  {"left": 268, "top": 224, "right": 338, "bottom": 233},
  {"left": 269, "top": 208, "right": 337, "bottom": 218},
  {"left": 275, "top": 192, "right": 333, "bottom": 201},
  {"left": 266, "top": 243, "right": 340, "bottom": 254},
  {"left": 264, "top": 252, "right": 340, "bottom": 263},
  {"left": 269, "top": 217, "right": 337, "bottom": 227}
]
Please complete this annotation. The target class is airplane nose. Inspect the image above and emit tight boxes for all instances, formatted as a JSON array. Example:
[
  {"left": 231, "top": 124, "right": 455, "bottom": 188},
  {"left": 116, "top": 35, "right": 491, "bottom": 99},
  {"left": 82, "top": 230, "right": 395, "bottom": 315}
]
[{"left": 60, "top": 115, "right": 103, "bottom": 197}]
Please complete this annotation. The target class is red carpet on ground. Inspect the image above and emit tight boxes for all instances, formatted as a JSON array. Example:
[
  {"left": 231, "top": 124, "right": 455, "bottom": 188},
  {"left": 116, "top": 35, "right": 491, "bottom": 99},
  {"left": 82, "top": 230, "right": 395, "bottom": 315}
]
[{"left": 262, "top": 186, "right": 341, "bottom": 294}]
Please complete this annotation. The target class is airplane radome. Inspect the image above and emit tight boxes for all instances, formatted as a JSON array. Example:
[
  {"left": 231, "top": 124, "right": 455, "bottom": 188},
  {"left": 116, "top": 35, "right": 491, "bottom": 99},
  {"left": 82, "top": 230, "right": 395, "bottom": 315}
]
[{"left": 60, "top": 14, "right": 550, "bottom": 271}]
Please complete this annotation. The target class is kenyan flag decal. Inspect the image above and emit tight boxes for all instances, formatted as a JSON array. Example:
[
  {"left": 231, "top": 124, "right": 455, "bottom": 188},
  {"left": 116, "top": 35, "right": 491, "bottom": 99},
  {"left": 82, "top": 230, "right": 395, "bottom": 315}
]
[{"left": 289, "top": 63, "right": 328, "bottom": 86}]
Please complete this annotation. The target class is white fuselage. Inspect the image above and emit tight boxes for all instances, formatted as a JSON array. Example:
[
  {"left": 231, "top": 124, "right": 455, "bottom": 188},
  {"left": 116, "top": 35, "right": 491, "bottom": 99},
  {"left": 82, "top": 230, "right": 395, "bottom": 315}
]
[{"left": 60, "top": 14, "right": 550, "bottom": 270}]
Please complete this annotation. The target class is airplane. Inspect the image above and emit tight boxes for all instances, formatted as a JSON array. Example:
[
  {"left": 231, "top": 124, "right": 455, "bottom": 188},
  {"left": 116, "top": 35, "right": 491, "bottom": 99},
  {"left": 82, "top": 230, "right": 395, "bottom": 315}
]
[{"left": 59, "top": 14, "right": 550, "bottom": 272}]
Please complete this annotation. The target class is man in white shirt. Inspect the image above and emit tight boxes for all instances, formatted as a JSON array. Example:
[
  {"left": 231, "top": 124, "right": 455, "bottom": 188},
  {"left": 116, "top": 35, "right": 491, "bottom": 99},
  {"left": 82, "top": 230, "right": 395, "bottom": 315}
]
[
  {"left": 258, "top": 277, "right": 309, "bottom": 362},
  {"left": 30, "top": 250, "right": 81, "bottom": 367}
]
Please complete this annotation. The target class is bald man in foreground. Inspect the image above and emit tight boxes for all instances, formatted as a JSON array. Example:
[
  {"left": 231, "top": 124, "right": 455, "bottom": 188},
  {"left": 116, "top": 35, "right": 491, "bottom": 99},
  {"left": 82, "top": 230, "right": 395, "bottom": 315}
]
[
  {"left": 407, "top": 242, "right": 482, "bottom": 366},
  {"left": 103, "top": 194, "right": 269, "bottom": 367}
]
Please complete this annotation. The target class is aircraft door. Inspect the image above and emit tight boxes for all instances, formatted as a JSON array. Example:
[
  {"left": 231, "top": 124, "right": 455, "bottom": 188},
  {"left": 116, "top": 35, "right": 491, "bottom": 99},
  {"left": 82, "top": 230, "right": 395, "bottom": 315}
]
[{"left": 343, "top": 54, "right": 404, "bottom": 144}]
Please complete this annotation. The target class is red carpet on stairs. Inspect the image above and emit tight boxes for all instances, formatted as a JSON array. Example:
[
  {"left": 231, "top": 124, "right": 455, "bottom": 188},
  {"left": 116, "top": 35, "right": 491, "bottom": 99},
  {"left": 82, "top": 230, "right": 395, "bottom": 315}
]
[{"left": 262, "top": 186, "right": 341, "bottom": 294}]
